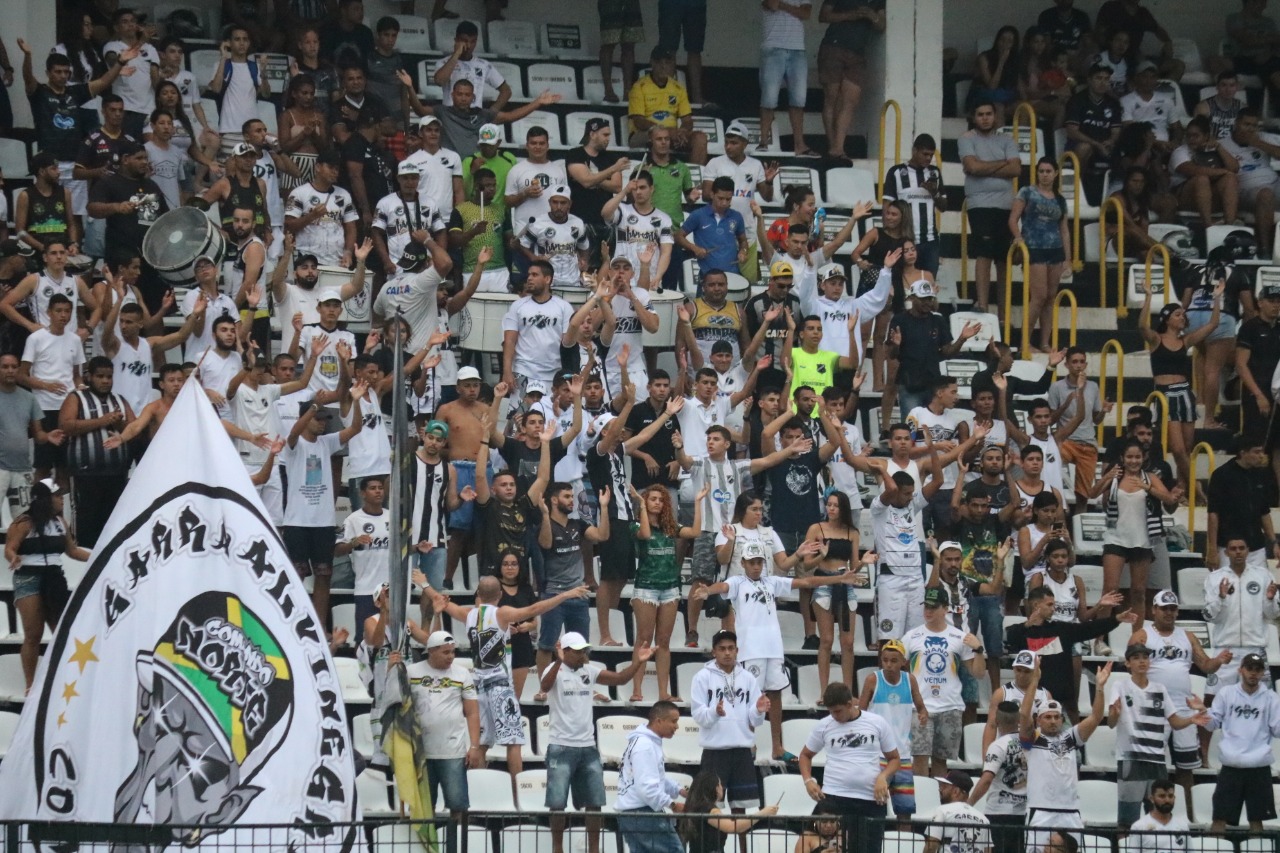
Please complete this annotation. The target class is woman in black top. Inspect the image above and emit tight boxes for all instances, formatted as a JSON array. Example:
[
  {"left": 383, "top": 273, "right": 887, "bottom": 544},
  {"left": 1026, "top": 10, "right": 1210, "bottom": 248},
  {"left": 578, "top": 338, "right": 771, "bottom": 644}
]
[
  {"left": 803, "top": 490, "right": 864, "bottom": 694},
  {"left": 678, "top": 771, "right": 779, "bottom": 853},
  {"left": 497, "top": 548, "right": 537, "bottom": 700}
]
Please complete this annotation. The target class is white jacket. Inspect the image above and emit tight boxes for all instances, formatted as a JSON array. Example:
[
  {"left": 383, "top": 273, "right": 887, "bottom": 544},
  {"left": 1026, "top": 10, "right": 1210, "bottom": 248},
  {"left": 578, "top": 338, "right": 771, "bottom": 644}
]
[
  {"left": 690, "top": 660, "right": 767, "bottom": 749},
  {"left": 1206, "top": 682, "right": 1280, "bottom": 767},
  {"left": 616, "top": 726, "right": 681, "bottom": 812},
  {"left": 1202, "top": 565, "right": 1280, "bottom": 648}
]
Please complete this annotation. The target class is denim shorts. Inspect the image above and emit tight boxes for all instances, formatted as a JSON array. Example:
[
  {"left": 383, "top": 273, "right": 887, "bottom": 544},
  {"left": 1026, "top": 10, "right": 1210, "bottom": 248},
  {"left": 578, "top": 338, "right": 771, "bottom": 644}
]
[
  {"left": 537, "top": 595, "right": 591, "bottom": 651},
  {"left": 617, "top": 809, "right": 683, "bottom": 853},
  {"left": 426, "top": 756, "right": 469, "bottom": 810},
  {"left": 545, "top": 744, "right": 607, "bottom": 809},
  {"left": 13, "top": 570, "right": 42, "bottom": 601},
  {"left": 968, "top": 593, "right": 1003, "bottom": 656},
  {"left": 418, "top": 546, "right": 447, "bottom": 590},
  {"left": 759, "top": 47, "right": 808, "bottom": 109},
  {"left": 448, "top": 461, "right": 490, "bottom": 531},
  {"left": 1186, "top": 309, "right": 1237, "bottom": 343},
  {"left": 633, "top": 586, "right": 682, "bottom": 605}
]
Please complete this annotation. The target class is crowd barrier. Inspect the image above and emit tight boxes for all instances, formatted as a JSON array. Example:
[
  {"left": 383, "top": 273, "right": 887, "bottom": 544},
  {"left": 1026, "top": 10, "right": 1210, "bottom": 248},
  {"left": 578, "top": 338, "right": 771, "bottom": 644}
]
[{"left": 1097, "top": 339, "right": 1126, "bottom": 445}]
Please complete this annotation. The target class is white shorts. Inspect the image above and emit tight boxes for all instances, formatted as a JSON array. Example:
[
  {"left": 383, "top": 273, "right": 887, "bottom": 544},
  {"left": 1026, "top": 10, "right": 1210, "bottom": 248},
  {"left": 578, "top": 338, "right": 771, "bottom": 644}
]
[
  {"left": 1026, "top": 807, "right": 1083, "bottom": 851},
  {"left": 268, "top": 225, "right": 284, "bottom": 262},
  {"left": 742, "top": 658, "right": 790, "bottom": 693},
  {"left": 1206, "top": 646, "right": 1271, "bottom": 696},
  {"left": 60, "top": 162, "right": 88, "bottom": 216},
  {"left": 875, "top": 572, "right": 924, "bottom": 643},
  {"left": 474, "top": 268, "right": 511, "bottom": 293}
]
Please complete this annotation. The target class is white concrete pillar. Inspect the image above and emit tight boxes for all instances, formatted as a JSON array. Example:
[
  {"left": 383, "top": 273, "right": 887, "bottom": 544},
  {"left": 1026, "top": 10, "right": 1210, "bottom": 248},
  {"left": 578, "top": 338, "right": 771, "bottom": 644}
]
[{"left": 2, "top": 0, "right": 56, "bottom": 129}]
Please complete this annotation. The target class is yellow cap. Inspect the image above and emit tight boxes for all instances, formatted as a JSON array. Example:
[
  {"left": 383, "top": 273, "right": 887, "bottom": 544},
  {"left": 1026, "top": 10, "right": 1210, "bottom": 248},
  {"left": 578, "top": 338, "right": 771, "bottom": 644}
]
[
  {"left": 880, "top": 639, "right": 907, "bottom": 657},
  {"left": 768, "top": 259, "right": 795, "bottom": 278}
]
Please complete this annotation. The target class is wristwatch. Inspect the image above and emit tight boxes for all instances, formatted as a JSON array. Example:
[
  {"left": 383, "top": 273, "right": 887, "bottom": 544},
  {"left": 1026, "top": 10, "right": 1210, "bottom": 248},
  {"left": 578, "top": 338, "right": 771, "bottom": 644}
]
[{"left": 974, "top": 646, "right": 985, "bottom": 655}]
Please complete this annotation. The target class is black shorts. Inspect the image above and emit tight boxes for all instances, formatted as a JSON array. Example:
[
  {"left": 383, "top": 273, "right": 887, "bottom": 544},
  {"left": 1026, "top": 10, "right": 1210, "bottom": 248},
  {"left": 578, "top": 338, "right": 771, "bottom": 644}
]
[
  {"left": 33, "top": 411, "right": 66, "bottom": 471},
  {"left": 1102, "top": 544, "right": 1154, "bottom": 562},
  {"left": 1214, "top": 765, "right": 1277, "bottom": 824},
  {"left": 597, "top": 515, "right": 636, "bottom": 582},
  {"left": 700, "top": 747, "right": 760, "bottom": 807},
  {"left": 656, "top": 0, "right": 707, "bottom": 53},
  {"left": 283, "top": 525, "right": 337, "bottom": 571},
  {"left": 968, "top": 207, "right": 1013, "bottom": 262}
]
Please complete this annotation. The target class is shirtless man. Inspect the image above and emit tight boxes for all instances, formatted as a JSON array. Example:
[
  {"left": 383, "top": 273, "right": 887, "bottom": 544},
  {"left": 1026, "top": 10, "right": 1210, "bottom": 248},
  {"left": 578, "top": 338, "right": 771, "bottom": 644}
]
[
  {"left": 435, "top": 364, "right": 489, "bottom": 588},
  {"left": 116, "top": 362, "right": 275, "bottom": 448}
]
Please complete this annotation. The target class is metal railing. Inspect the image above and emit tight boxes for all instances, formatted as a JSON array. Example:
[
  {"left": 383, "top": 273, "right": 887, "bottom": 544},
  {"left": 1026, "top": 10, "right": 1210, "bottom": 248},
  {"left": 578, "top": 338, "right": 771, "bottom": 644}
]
[
  {"left": 1011, "top": 101, "right": 1038, "bottom": 192},
  {"left": 1145, "top": 243, "right": 1174, "bottom": 308},
  {"left": 1146, "top": 389, "right": 1170, "bottom": 461},
  {"left": 879, "top": 99, "right": 902, "bottom": 197},
  {"left": 1098, "top": 339, "right": 1125, "bottom": 445},
  {"left": 1004, "top": 241, "right": 1032, "bottom": 356},
  {"left": 960, "top": 198, "right": 970, "bottom": 301},
  {"left": 1051, "top": 288, "right": 1079, "bottom": 350},
  {"left": 1059, "top": 150, "right": 1085, "bottom": 273},
  {"left": 1100, "top": 195, "right": 1127, "bottom": 316},
  {"left": 1188, "top": 441, "right": 1217, "bottom": 537}
]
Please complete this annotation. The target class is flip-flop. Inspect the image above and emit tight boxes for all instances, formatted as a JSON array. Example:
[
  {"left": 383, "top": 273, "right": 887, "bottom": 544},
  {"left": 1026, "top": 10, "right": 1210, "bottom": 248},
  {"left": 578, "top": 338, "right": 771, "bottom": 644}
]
[
  {"left": 629, "top": 694, "right": 645, "bottom": 703},
  {"left": 599, "top": 639, "right": 623, "bottom": 647},
  {"left": 533, "top": 692, "right": 547, "bottom": 702},
  {"left": 663, "top": 696, "right": 684, "bottom": 704},
  {"left": 773, "top": 751, "right": 799, "bottom": 763}
]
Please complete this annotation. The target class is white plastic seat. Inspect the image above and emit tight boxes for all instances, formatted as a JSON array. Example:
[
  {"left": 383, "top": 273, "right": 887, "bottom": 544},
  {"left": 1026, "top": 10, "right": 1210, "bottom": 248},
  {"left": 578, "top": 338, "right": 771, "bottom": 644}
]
[
  {"left": 189, "top": 49, "right": 221, "bottom": 93},
  {"left": 596, "top": 715, "right": 646, "bottom": 764},
  {"left": 500, "top": 825, "right": 552, "bottom": 853},
  {"left": 825, "top": 167, "right": 877, "bottom": 208},
  {"left": 371, "top": 822, "right": 417, "bottom": 853},
  {"left": 1191, "top": 839, "right": 1240, "bottom": 853},
  {"left": 508, "top": 111, "right": 563, "bottom": 148},
  {"left": 912, "top": 777, "right": 942, "bottom": 817},
  {"left": 663, "top": 717, "right": 703, "bottom": 765},
  {"left": 962, "top": 722, "right": 986, "bottom": 765},
  {"left": 333, "top": 656, "right": 370, "bottom": 705},
  {"left": 1078, "top": 779, "right": 1117, "bottom": 825},
  {"left": 414, "top": 59, "right": 445, "bottom": 103},
  {"left": 1082, "top": 724, "right": 1117, "bottom": 770},
  {"left": 332, "top": 603, "right": 356, "bottom": 645},
  {"left": 581, "top": 66, "right": 624, "bottom": 105},
  {"left": 942, "top": 358, "right": 985, "bottom": 396},
  {"left": 589, "top": 610, "right": 631, "bottom": 649},
  {"left": 1072, "top": 513, "right": 1107, "bottom": 557},
  {"left": 1126, "top": 262, "right": 1172, "bottom": 310},
  {"left": 1194, "top": 783, "right": 1231, "bottom": 826},
  {"left": 1073, "top": 564, "right": 1105, "bottom": 603},
  {"left": 351, "top": 712, "right": 376, "bottom": 757},
  {"left": 486, "top": 61, "right": 525, "bottom": 101},
  {"left": 998, "top": 125, "right": 1046, "bottom": 167},
  {"left": 691, "top": 116, "right": 725, "bottom": 156},
  {"left": 388, "top": 15, "right": 433, "bottom": 53},
  {"left": 777, "top": 166, "right": 823, "bottom": 205},
  {"left": 882, "top": 830, "right": 927, "bottom": 853},
  {"left": 0, "top": 710, "right": 19, "bottom": 758},
  {"left": 1206, "top": 224, "right": 1252, "bottom": 257},
  {"left": 526, "top": 63, "right": 583, "bottom": 104},
  {"left": 515, "top": 769, "right": 550, "bottom": 812},
  {"left": 676, "top": 661, "right": 703, "bottom": 701},
  {"left": 781, "top": 718, "right": 819, "bottom": 763},
  {"left": 948, "top": 311, "right": 1000, "bottom": 353},
  {"left": 433, "top": 18, "right": 486, "bottom": 54},
  {"left": 795, "top": 664, "right": 822, "bottom": 705},
  {"left": 1177, "top": 567, "right": 1210, "bottom": 610},
  {"left": 356, "top": 769, "right": 398, "bottom": 817},
  {"left": 468, "top": 768, "right": 517, "bottom": 810},
  {"left": 763, "top": 774, "right": 815, "bottom": 815},
  {"left": 487, "top": 20, "right": 540, "bottom": 57}
]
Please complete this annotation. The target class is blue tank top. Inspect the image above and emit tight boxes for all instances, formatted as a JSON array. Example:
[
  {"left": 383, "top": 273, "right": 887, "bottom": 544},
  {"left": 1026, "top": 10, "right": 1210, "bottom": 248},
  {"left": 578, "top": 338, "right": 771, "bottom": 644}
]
[{"left": 870, "top": 669, "right": 915, "bottom": 747}]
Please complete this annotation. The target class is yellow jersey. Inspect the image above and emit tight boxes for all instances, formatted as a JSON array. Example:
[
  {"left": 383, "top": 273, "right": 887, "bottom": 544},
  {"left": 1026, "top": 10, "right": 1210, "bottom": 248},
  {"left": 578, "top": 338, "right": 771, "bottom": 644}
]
[{"left": 628, "top": 76, "right": 692, "bottom": 136}]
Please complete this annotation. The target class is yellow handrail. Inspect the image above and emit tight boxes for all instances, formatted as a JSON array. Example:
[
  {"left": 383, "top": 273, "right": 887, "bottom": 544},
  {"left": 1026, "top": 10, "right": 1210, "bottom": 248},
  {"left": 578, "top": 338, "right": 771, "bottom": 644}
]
[
  {"left": 1187, "top": 441, "right": 1216, "bottom": 537},
  {"left": 1058, "top": 150, "right": 1084, "bottom": 273},
  {"left": 1100, "top": 196, "right": 1127, "bottom": 316},
  {"left": 1051, "top": 289, "right": 1078, "bottom": 350},
  {"left": 1098, "top": 339, "right": 1125, "bottom": 445},
  {"left": 1004, "top": 241, "right": 1032, "bottom": 357},
  {"left": 960, "top": 199, "right": 969, "bottom": 302},
  {"left": 1144, "top": 243, "right": 1173, "bottom": 308},
  {"left": 1145, "top": 390, "right": 1170, "bottom": 464},
  {"left": 1011, "top": 101, "right": 1038, "bottom": 192},
  {"left": 879, "top": 100, "right": 902, "bottom": 197}
]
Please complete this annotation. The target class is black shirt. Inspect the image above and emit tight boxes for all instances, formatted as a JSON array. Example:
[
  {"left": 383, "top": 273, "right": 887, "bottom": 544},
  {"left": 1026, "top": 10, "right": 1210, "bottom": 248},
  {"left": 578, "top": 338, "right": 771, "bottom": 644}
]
[
  {"left": 1037, "top": 6, "right": 1093, "bottom": 53},
  {"left": 766, "top": 445, "right": 824, "bottom": 535},
  {"left": 1065, "top": 92, "right": 1123, "bottom": 143},
  {"left": 1207, "top": 459, "right": 1272, "bottom": 550},
  {"left": 626, "top": 400, "right": 681, "bottom": 489},
  {"left": 1237, "top": 316, "right": 1280, "bottom": 402},
  {"left": 1005, "top": 616, "right": 1118, "bottom": 707},
  {"left": 319, "top": 21, "right": 375, "bottom": 69},
  {"left": 75, "top": 128, "right": 139, "bottom": 176},
  {"left": 888, "top": 309, "right": 953, "bottom": 391},
  {"left": 476, "top": 494, "right": 539, "bottom": 576},
  {"left": 1095, "top": 0, "right": 1161, "bottom": 58},
  {"left": 500, "top": 435, "right": 568, "bottom": 498},
  {"left": 820, "top": 0, "right": 886, "bottom": 53},
  {"left": 29, "top": 83, "right": 94, "bottom": 161},
  {"left": 971, "top": 365, "right": 1053, "bottom": 415},
  {"left": 341, "top": 134, "right": 396, "bottom": 208},
  {"left": 565, "top": 145, "right": 619, "bottom": 227},
  {"left": 88, "top": 172, "right": 170, "bottom": 251},
  {"left": 743, "top": 290, "right": 802, "bottom": 389}
]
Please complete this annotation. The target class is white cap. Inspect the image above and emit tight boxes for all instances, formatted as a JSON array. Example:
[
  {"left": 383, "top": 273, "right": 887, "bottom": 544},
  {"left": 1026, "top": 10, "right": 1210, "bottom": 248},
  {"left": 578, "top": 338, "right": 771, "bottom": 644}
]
[
  {"left": 397, "top": 160, "right": 422, "bottom": 176},
  {"left": 725, "top": 120, "right": 751, "bottom": 140},
  {"left": 456, "top": 366, "right": 482, "bottom": 382},
  {"left": 937, "top": 540, "right": 963, "bottom": 554},
  {"left": 549, "top": 185, "right": 572, "bottom": 200},
  {"left": 418, "top": 114, "right": 441, "bottom": 128},
  {"left": 231, "top": 141, "right": 257, "bottom": 158},
  {"left": 1153, "top": 589, "right": 1179, "bottom": 608},
  {"left": 478, "top": 123, "right": 502, "bottom": 145},
  {"left": 426, "top": 631, "right": 456, "bottom": 649},
  {"left": 317, "top": 288, "right": 344, "bottom": 304},
  {"left": 742, "top": 542, "right": 767, "bottom": 561},
  {"left": 590, "top": 412, "right": 617, "bottom": 435},
  {"left": 560, "top": 631, "right": 591, "bottom": 650},
  {"left": 525, "top": 380, "right": 548, "bottom": 396},
  {"left": 817, "top": 262, "right": 846, "bottom": 283},
  {"left": 37, "top": 477, "right": 66, "bottom": 495},
  {"left": 1012, "top": 650, "right": 1037, "bottom": 670},
  {"left": 1038, "top": 699, "right": 1064, "bottom": 717},
  {"left": 909, "top": 280, "right": 937, "bottom": 299}
]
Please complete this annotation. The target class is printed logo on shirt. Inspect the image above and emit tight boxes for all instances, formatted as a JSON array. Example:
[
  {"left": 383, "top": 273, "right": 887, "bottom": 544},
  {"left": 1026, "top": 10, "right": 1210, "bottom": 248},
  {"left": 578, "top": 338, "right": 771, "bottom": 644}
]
[{"left": 831, "top": 731, "right": 874, "bottom": 749}]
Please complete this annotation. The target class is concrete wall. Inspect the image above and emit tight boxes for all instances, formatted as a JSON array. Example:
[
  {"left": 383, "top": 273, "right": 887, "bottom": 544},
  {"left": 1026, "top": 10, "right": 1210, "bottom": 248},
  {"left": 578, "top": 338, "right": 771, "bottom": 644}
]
[{"left": 1, "top": 1, "right": 57, "bottom": 129}]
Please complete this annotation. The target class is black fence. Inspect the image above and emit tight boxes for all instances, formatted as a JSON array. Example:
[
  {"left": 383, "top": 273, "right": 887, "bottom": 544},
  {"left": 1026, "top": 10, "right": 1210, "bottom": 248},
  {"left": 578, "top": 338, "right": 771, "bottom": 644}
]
[{"left": 3, "top": 816, "right": 1280, "bottom": 853}]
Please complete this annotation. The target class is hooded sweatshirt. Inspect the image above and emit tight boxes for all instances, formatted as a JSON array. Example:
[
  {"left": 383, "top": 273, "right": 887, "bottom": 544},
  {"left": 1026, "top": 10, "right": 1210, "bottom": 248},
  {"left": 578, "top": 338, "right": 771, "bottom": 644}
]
[
  {"left": 690, "top": 660, "right": 767, "bottom": 749},
  {"left": 616, "top": 726, "right": 681, "bottom": 811}
]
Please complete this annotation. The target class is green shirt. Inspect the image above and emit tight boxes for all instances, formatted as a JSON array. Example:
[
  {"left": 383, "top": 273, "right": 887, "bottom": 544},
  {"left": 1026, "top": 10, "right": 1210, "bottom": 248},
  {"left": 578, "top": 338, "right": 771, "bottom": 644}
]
[
  {"left": 648, "top": 159, "right": 694, "bottom": 226},
  {"left": 791, "top": 348, "right": 840, "bottom": 399},
  {"left": 632, "top": 523, "right": 681, "bottom": 590},
  {"left": 448, "top": 201, "right": 508, "bottom": 271},
  {"left": 462, "top": 150, "right": 517, "bottom": 220}
]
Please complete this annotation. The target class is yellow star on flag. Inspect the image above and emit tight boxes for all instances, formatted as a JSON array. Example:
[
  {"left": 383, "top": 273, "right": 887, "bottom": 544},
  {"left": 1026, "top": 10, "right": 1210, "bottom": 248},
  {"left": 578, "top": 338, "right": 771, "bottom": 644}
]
[
  {"left": 62, "top": 681, "right": 79, "bottom": 703},
  {"left": 68, "top": 637, "right": 99, "bottom": 674},
  {"left": 57, "top": 712, "right": 67, "bottom": 728}
]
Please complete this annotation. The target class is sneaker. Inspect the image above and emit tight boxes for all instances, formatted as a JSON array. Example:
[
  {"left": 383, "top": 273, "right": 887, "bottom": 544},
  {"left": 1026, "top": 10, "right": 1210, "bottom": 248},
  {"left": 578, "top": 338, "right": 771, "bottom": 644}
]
[
  {"left": 1093, "top": 638, "right": 1113, "bottom": 657},
  {"left": 803, "top": 634, "right": 820, "bottom": 650}
]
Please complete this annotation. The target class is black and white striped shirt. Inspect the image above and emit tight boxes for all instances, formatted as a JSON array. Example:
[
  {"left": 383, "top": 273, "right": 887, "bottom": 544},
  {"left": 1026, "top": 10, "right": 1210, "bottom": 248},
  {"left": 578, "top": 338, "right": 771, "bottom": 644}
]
[
  {"left": 67, "top": 389, "right": 129, "bottom": 475},
  {"left": 411, "top": 454, "right": 450, "bottom": 548},
  {"left": 1106, "top": 678, "right": 1175, "bottom": 763},
  {"left": 883, "top": 163, "right": 944, "bottom": 244}
]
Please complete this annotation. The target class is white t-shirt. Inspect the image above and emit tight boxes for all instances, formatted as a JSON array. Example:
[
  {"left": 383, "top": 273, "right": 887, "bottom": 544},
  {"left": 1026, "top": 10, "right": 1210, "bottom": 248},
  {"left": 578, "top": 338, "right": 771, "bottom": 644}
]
[
  {"left": 908, "top": 406, "right": 966, "bottom": 488},
  {"left": 612, "top": 203, "right": 674, "bottom": 283},
  {"left": 196, "top": 347, "right": 240, "bottom": 418},
  {"left": 231, "top": 381, "right": 283, "bottom": 464},
  {"left": 825, "top": 421, "right": 867, "bottom": 500},
  {"left": 276, "top": 281, "right": 324, "bottom": 329},
  {"left": 181, "top": 289, "right": 240, "bottom": 362},
  {"left": 1221, "top": 137, "right": 1280, "bottom": 191},
  {"left": 281, "top": 432, "right": 342, "bottom": 527},
  {"left": 870, "top": 493, "right": 929, "bottom": 575},
  {"left": 144, "top": 140, "right": 186, "bottom": 210},
  {"left": 804, "top": 710, "right": 899, "bottom": 800},
  {"left": 519, "top": 214, "right": 590, "bottom": 287},
  {"left": 104, "top": 40, "right": 159, "bottom": 114},
  {"left": 687, "top": 456, "right": 754, "bottom": 532},
  {"left": 433, "top": 56, "right": 505, "bottom": 107},
  {"left": 298, "top": 324, "right": 357, "bottom": 394},
  {"left": 373, "top": 193, "right": 446, "bottom": 266},
  {"left": 1024, "top": 725, "right": 1085, "bottom": 810},
  {"left": 394, "top": 265, "right": 446, "bottom": 353},
  {"left": 702, "top": 154, "right": 767, "bottom": 246},
  {"left": 981, "top": 732, "right": 1027, "bottom": 816},
  {"left": 725, "top": 574, "right": 792, "bottom": 660},
  {"left": 343, "top": 508, "right": 391, "bottom": 595},
  {"left": 216, "top": 60, "right": 260, "bottom": 133},
  {"left": 163, "top": 68, "right": 201, "bottom": 111},
  {"left": 902, "top": 624, "right": 975, "bottom": 713},
  {"left": 253, "top": 150, "right": 284, "bottom": 229},
  {"left": 500, "top": 294, "right": 574, "bottom": 381},
  {"left": 545, "top": 661, "right": 604, "bottom": 747},
  {"left": 925, "top": 803, "right": 991, "bottom": 853},
  {"left": 676, "top": 396, "right": 732, "bottom": 459},
  {"left": 406, "top": 659, "right": 477, "bottom": 758},
  {"left": 813, "top": 294, "right": 860, "bottom": 358},
  {"left": 605, "top": 289, "right": 651, "bottom": 392},
  {"left": 111, "top": 336, "right": 153, "bottom": 417},
  {"left": 344, "top": 388, "right": 391, "bottom": 479},
  {"left": 781, "top": 249, "right": 826, "bottom": 315},
  {"left": 505, "top": 159, "right": 568, "bottom": 227},
  {"left": 1167, "top": 145, "right": 1195, "bottom": 190},
  {"left": 1124, "top": 814, "right": 1192, "bottom": 853},
  {"left": 405, "top": 147, "right": 464, "bottom": 222},
  {"left": 285, "top": 183, "right": 359, "bottom": 265},
  {"left": 21, "top": 328, "right": 85, "bottom": 411},
  {"left": 1120, "top": 90, "right": 1181, "bottom": 141}
]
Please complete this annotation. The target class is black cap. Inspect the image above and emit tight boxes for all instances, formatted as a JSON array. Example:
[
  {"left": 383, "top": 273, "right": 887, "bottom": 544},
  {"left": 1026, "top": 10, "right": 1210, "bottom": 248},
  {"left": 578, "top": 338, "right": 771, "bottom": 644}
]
[
  {"left": 1241, "top": 653, "right": 1268, "bottom": 670},
  {"left": 933, "top": 770, "right": 974, "bottom": 794},
  {"left": 294, "top": 252, "right": 319, "bottom": 267},
  {"left": 924, "top": 586, "right": 950, "bottom": 608},
  {"left": 1124, "top": 643, "right": 1152, "bottom": 659},
  {"left": 117, "top": 140, "right": 145, "bottom": 157},
  {"left": 580, "top": 117, "right": 611, "bottom": 144},
  {"left": 398, "top": 241, "right": 428, "bottom": 270}
]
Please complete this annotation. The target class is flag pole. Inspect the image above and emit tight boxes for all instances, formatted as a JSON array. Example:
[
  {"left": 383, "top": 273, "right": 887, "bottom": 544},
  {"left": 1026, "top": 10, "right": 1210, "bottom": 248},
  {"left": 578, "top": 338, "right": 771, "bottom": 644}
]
[{"left": 387, "top": 311, "right": 412, "bottom": 650}]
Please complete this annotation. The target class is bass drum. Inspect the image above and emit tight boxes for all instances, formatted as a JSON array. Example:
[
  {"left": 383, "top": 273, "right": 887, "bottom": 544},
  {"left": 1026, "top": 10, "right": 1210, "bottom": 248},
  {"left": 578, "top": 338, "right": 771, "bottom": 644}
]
[
  {"left": 142, "top": 207, "right": 226, "bottom": 286},
  {"left": 315, "top": 265, "right": 374, "bottom": 333},
  {"left": 458, "top": 292, "right": 516, "bottom": 352}
]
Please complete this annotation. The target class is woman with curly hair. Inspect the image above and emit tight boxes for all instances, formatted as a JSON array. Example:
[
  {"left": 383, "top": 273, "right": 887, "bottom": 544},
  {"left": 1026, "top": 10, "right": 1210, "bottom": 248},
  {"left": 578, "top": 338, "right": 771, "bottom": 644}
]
[{"left": 678, "top": 771, "right": 779, "bottom": 853}]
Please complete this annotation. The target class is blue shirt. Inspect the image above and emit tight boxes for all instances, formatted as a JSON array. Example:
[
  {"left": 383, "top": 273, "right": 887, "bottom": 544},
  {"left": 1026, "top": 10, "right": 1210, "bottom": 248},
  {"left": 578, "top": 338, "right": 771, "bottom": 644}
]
[{"left": 681, "top": 205, "right": 746, "bottom": 274}]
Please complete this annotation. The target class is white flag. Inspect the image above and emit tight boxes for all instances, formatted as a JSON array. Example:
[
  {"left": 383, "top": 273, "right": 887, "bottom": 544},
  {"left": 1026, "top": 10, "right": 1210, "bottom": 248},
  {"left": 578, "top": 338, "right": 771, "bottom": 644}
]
[{"left": 0, "top": 379, "right": 358, "bottom": 850}]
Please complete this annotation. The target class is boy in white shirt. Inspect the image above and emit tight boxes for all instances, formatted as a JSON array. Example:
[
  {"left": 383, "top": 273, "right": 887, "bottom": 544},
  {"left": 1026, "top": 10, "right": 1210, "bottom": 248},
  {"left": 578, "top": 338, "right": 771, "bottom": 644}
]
[
  {"left": 336, "top": 476, "right": 392, "bottom": 627},
  {"left": 19, "top": 294, "right": 84, "bottom": 486}
]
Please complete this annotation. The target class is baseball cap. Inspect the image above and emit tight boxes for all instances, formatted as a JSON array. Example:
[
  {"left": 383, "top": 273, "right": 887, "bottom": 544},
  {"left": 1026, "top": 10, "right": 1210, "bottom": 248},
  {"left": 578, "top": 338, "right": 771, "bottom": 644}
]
[
  {"left": 769, "top": 259, "right": 794, "bottom": 278},
  {"left": 1013, "top": 650, "right": 1037, "bottom": 670},
  {"left": 1134, "top": 59, "right": 1159, "bottom": 74},
  {"left": 933, "top": 771, "right": 973, "bottom": 794},
  {"left": 923, "top": 586, "right": 950, "bottom": 608},
  {"left": 317, "top": 288, "right": 344, "bottom": 304},
  {"left": 1241, "top": 653, "right": 1268, "bottom": 670},
  {"left": 1124, "top": 643, "right": 1152, "bottom": 659},
  {"left": 525, "top": 380, "right": 548, "bottom": 396},
  {"left": 398, "top": 241, "right": 428, "bottom": 269},
  {"left": 549, "top": 184, "right": 572, "bottom": 200},
  {"left": 397, "top": 160, "right": 422, "bottom": 176},
  {"left": 910, "top": 279, "right": 938, "bottom": 299},
  {"left": 609, "top": 255, "right": 634, "bottom": 269},
  {"left": 1261, "top": 284, "right": 1280, "bottom": 300},
  {"left": 590, "top": 412, "right": 617, "bottom": 435},
  {"left": 418, "top": 114, "right": 441, "bottom": 128},
  {"left": 423, "top": 419, "right": 449, "bottom": 439},
  {"left": 194, "top": 255, "right": 218, "bottom": 267},
  {"left": 231, "top": 141, "right": 257, "bottom": 158},
  {"left": 294, "top": 252, "right": 320, "bottom": 268},
  {"left": 426, "top": 631, "right": 456, "bottom": 649},
  {"left": 1038, "top": 699, "right": 1064, "bottom": 717},
  {"left": 937, "top": 540, "right": 963, "bottom": 555},
  {"left": 457, "top": 366, "right": 482, "bottom": 382},
  {"left": 373, "top": 581, "right": 389, "bottom": 601},
  {"left": 741, "top": 542, "right": 767, "bottom": 561},
  {"left": 817, "top": 263, "right": 846, "bottom": 283},
  {"left": 560, "top": 631, "right": 591, "bottom": 650},
  {"left": 880, "top": 638, "right": 907, "bottom": 657},
  {"left": 37, "top": 477, "right": 67, "bottom": 495},
  {"left": 580, "top": 117, "right": 611, "bottom": 144},
  {"left": 477, "top": 123, "right": 502, "bottom": 146},
  {"left": 1152, "top": 589, "right": 1179, "bottom": 608},
  {"left": 725, "top": 120, "right": 751, "bottom": 141}
]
